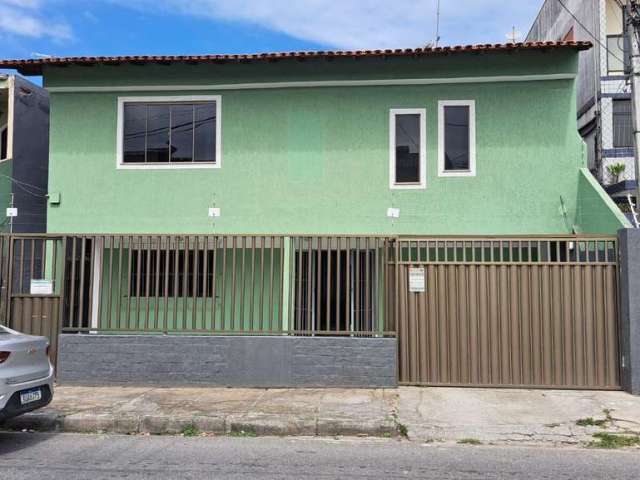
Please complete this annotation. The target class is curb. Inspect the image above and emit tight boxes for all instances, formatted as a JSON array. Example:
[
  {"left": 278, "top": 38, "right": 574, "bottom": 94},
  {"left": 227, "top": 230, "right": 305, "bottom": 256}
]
[{"left": 2, "top": 410, "right": 397, "bottom": 438}]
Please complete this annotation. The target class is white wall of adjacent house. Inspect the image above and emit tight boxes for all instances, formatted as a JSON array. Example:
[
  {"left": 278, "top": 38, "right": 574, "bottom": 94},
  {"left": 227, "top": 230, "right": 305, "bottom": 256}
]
[{"left": 606, "top": 0, "right": 624, "bottom": 35}]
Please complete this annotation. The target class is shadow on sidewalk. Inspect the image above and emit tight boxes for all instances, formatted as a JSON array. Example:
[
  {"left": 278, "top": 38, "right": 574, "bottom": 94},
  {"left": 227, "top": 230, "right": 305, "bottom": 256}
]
[{"left": 0, "top": 431, "right": 57, "bottom": 455}]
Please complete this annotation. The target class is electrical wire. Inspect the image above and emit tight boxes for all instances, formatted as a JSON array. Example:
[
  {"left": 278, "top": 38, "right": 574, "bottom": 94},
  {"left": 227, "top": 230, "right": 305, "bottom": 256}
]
[
  {"left": 0, "top": 174, "right": 46, "bottom": 192},
  {"left": 0, "top": 174, "right": 48, "bottom": 199}
]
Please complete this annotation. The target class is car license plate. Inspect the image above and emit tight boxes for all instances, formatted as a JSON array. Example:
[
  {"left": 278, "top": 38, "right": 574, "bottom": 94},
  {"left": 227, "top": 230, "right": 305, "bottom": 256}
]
[{"left": 20, "top": 388, "right": 42, "bottom": 405}]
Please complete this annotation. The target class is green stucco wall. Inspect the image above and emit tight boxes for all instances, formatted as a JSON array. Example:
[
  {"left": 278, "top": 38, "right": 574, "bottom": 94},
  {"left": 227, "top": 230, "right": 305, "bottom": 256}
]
[
  {"left": 575, "top": 168, "right": 631, "bottom": 233},
  {"left": 98, "top": 247, "right": 284, "bottom": 332},
  {"left": 43, "top": 50, "right": 627, "bottom": 235}
]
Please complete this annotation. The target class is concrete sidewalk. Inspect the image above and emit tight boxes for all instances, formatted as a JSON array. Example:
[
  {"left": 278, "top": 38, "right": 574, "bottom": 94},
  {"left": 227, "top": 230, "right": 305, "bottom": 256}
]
[
  {"left": 3, "top": 386, "right": 397, "bottom": 437},
  {"left": 399, "top": 387, "right": 640, "bottom": 445},
  {"left": 3, "top": 386, "right": 640, "bottom": 446}
]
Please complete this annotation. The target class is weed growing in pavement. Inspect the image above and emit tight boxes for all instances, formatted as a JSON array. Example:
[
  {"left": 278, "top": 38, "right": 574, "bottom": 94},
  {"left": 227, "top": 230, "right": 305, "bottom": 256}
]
[
  {"left": 388, "top": 410, "right": 409, "bottom": 439},
  {"left": 457, "top": 438, "right": 482, "bottom": 446},
  {"left": 576, "top": 409, "right": 616, "bottom": 428},
  {"left": 576, "top": 417, "right": 607, "bottom": 427},
  {"left": 587, "top": 432, "right": 640, "bottom": 449},
  {"left": 181, "top": 424, "right": 200, "bottom": 437}
]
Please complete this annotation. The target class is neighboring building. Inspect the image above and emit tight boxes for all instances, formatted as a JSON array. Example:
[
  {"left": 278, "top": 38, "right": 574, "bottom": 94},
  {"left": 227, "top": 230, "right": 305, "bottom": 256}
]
[
  {"left": 0, "top": 43, "right": 633, "bottom": 392},
  {"left": 527, "top": 0, "right": 636, "bottom": 206},
  {"left": 0, "top": 74, "right": 49, "bottom": 233}
]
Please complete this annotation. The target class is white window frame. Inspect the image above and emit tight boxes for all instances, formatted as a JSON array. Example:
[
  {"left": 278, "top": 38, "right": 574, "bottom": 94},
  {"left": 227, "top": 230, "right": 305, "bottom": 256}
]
[
  {"left": 0, "top": 123, "right": 8, "bottom": 162},
  {"left": 389, "top": 108, "right": 427, "bottom": 190},
  {"left": 438, "top": 100, "right": 476, "bottom": 177},
  {"left": 116, "top": 95, "right": 222, "bottom": 170}
]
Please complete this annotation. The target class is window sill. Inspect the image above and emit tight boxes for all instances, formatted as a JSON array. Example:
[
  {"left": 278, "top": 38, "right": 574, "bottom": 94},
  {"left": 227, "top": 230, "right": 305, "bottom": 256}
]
[
  {"left": 438, "top": 170, "right": 475, "bottom": 178},
  {"left": 117, "top": 162, "right": 220, "bottom": 170},
  {"left": 390, "top": 182, "right": 426, "bottom": 190}
]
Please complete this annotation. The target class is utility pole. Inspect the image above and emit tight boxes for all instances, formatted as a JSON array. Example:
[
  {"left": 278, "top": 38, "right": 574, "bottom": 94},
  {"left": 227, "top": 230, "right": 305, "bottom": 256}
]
[{"left": 626, "top": 0, "right": 640, "bottom": 211}]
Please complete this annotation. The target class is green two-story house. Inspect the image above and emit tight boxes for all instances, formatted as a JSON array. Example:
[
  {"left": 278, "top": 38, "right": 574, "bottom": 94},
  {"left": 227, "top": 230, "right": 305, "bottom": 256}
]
[
  {"left": 0, "top": 42, "right": 628, "bottom": 235},
  {"left": 0, "top": 42, "right": 632, "bottom": 390}
]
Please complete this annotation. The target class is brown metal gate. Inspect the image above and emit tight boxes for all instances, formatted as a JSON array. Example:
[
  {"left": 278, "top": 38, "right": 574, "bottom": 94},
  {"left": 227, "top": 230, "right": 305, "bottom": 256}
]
[
  {"left": 0, "top": 236, "right": 64, "bottom": 366},
  {"left": 391, "top": 237, "right": 621, "bottom": 389}
]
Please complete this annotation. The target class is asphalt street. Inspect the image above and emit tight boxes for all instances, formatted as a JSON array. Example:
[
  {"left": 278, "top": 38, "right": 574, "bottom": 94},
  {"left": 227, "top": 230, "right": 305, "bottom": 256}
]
[{"left": 0, "top": 432, "right": 639, "bottom": 479}]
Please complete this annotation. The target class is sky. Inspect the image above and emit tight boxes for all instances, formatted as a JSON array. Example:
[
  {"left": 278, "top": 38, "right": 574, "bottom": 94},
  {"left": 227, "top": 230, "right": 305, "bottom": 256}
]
[{"left": 0, "top": 1, "right": 544, "bottom": 68}]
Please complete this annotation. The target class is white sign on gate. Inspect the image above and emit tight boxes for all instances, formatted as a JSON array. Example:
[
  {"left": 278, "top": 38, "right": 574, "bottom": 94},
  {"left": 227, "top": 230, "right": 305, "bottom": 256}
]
[
  {"left": 30, "top": 279, "right": 53, "bottom": 295},
  {"left": 409, "top": 267, "right": 425, "bottom": 293}
]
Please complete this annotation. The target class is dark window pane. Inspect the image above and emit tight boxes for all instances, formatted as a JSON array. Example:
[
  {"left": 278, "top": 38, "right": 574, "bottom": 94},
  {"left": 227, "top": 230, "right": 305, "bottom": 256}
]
[
  {"left": 146, "top": 104, "right": 170, "bottom": 163},
  {"left": 170, "top": 104, "right": 194, "bottom": 162},
  {"left": 123, "top": 104, "right": 146, "bottom": 163},
  {"left": 122, "top": 101, "right": 217, "bottom": 165},
  {"left": 194, "top": 103, "right": 216, "bottom": 162},
  {"left": 613, "top": 99, "right": 633, "bottom": 148},
  {"left": 0, "top": 127, "right": 7, "bottom": 160},
  {"left": 444, "top": 106, "right": 470, "bottom": 171},
  {"left": 394, "top": 114, "right": 420, "bottom": 183}
]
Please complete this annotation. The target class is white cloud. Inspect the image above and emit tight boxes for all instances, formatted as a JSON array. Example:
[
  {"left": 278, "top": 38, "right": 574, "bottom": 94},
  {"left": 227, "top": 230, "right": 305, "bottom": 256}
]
[
  {"left": 1, "top": 0, "right": 41, "bottom": 8},
  {"left": 0, "top": 0, "right": 72, "bottom": 41},
  {"left": 109, "top": 0, "right": 542, "bottom": 49}
]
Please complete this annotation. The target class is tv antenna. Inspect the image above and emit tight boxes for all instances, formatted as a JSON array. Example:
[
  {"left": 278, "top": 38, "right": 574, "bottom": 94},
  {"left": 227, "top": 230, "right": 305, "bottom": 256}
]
[
  {"left": 506, "top": 26, "right": 521, "bottom": 43},
  {"left": 435, "top": 0, "right": 441, "bottom": 47}
]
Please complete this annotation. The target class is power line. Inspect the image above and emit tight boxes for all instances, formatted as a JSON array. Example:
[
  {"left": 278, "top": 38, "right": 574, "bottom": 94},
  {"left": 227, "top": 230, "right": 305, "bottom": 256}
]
[
  {"left": 0, "top": 174, "right": 46, "bottom": 192},
  {"left": 0, "top": 174, "right": 48, "bottom": 198}
]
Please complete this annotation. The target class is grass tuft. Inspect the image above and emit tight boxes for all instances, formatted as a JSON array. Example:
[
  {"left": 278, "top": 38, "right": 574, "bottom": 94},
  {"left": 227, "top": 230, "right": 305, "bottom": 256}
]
[
  {"left": 181, "top": 424, "right": 200, "bottom": 437},
  {"left": 576, "top": 417, "right": 607, "bottom": 427},
  {"left": 587, "top": 432, "right": 640, "bottom": 449},
  {"left": 457, "top": 438, "right": 482, "bottom": 446}
]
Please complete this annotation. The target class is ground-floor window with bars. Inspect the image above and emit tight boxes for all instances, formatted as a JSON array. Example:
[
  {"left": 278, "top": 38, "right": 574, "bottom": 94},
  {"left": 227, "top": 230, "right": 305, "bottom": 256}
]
[
  {"left": 292, "top": 248, "right": 380, "bottom": 333},
  {"left": 129, "top": 249, "right": 217, "bottom": 298}
]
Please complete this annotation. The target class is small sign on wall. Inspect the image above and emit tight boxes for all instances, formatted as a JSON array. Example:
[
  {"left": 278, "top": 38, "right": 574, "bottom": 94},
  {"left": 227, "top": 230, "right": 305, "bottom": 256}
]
[
  {"left": 6, "top": 208, "right": 17, "bottom": 218},
  {"left": 409, "top": 267, "right": 425, "bottom": 293},
  {"left": 30, "top": 279, "right": 53, "bottom": 295}
]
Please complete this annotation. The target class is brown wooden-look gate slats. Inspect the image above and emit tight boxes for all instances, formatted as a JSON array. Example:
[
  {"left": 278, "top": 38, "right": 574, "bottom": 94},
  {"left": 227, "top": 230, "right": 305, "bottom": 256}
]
[
  {"left": 392, "top": 237, "right": 621, "bottom": 389},
  {"left": 0, "top": 236, "right": 64, "bottom": 366}
]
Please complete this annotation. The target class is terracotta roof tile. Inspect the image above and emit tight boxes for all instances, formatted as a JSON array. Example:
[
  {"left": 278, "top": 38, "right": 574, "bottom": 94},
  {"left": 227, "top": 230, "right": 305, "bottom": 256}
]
[{"left": 0, "top": 41, "right": 592, "bottom": 75}]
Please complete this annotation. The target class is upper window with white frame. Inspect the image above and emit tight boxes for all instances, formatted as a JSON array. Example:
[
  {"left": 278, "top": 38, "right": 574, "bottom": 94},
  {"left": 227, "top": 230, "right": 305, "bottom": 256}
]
[
  {"left": 389, "top": 108, "right": 426, "bottom": 189},
  {"left": 117, "top": 95, "right": 221, "bottom": 169},
  {"left": 438, "top": 100, "right": 476, "bottom": 177}
]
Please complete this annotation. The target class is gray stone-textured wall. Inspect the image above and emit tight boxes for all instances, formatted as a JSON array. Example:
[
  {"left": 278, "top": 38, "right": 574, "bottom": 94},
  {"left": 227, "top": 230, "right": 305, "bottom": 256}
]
[
  {"left": 619, "top": 228, "right": 640, "bottom": 395},
  {"left": 58, "top": 335, "right": 397, "bottom": 388}
]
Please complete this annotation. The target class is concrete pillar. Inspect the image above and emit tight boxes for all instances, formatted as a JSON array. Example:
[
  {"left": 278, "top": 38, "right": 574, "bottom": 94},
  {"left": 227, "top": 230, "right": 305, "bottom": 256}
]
[{"left": 618, "top": 228, "right": 640, "bottom": 395}]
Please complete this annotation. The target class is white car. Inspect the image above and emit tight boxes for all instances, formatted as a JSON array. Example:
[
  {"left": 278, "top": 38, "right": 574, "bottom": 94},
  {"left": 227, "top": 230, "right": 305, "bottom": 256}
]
[{"left": 0, "top": 325, "right": 54, "bottom": 422}]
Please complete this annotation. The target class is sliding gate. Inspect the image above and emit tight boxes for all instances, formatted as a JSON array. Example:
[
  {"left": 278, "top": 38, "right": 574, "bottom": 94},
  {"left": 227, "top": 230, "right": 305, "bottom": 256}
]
[{"left": 391, "top": 237, "right": 621, "bottom": 389}]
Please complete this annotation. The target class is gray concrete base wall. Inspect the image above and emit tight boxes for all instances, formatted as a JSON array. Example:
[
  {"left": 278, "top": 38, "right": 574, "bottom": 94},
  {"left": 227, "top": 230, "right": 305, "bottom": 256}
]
[
  {"left": 619, "top": 228, "right": 640, "bottom": 395},
  {"left": 57, "top": 335, "right": 397, "bottom": 388}
]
